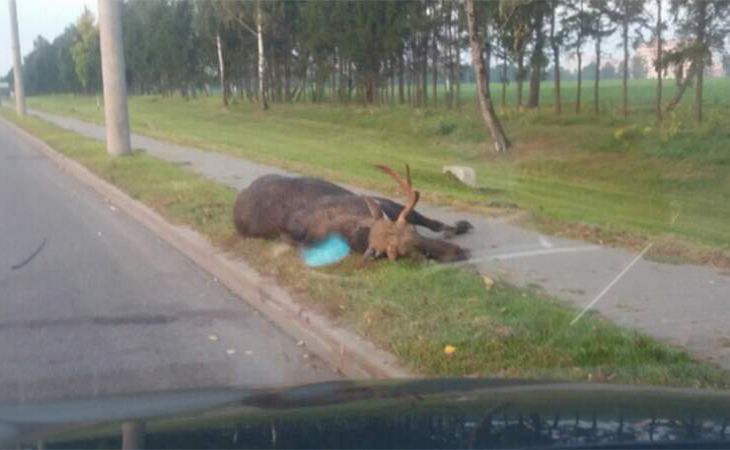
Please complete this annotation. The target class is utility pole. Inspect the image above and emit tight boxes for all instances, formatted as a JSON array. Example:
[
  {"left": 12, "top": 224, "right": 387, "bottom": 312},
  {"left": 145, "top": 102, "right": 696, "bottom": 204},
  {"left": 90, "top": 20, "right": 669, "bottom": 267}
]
[
  {"left": 121, "top": 421, "right": 145, "bottom": 449},
  {"left": 98, "top": 0, "right": 131, "bottom": 155},
  {"left": 8, "top": 0, "right": 25, "bottom": 115}
]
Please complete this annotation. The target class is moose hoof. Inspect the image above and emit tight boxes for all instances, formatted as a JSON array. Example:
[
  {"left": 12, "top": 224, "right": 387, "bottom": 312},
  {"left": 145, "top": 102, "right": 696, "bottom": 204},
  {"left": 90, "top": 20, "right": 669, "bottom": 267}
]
[
  {"left": 455, "top": 220, "right": 474, "bottom": 235},
  {"left": 443, "top": 221, "right": 473, "bottom": 239}
]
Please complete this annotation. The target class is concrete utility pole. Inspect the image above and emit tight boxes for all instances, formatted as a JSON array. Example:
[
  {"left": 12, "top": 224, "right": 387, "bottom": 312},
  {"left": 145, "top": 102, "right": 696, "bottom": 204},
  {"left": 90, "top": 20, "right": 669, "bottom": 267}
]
[
  {"left": 98, "top": 0, "right": 131, "bottom": 155},
  {"left": 121, "top": 421, "right": 145, "bottom": 449},
  {"left": 8, "top": 0, "right": 25, "bottom": 115}
]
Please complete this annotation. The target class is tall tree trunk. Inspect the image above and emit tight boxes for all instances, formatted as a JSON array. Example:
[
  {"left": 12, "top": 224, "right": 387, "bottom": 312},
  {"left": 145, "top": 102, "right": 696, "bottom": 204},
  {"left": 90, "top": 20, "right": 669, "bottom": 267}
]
[
  {"left": 285, "top": 53, "right": 291, "bottom": 101},
  {"left": 380, "top": 76, "right": 385, "bottom": 104},
  {"left": 331, "top": 53, "right": 337, "bottom": 102},
  {"left": 695, "top": 55, "right": 704, "bottom": 123},
  {"left": 481, "top": 26, "right": 491, "bottom": 112},
  {"left": 386, "top": 59, "right": 391, "bottom": 104},
  {"left": 268, "top": 53, "right": 277, "bottom": 103},
  {"left": 447, "top": 35, "right": 453, "bottom": 107},
  {"left": 398, "top": 47, "right": 405, "bottom": 104},
  {"left": 501, "top": 54, "right": 507, "bottom": 108},
  {"left": 655, "top": 0, "right": 662, "bottom": 121},
  {"left": 527, "top": 11, "right": 544, "bottom": 109},
  {"left": 245, "top": 62, "right": 253, "bottom": 101},
  {"left": 622, "top": 9, "right": 629, "bottom": 118},
  {"left": 237, "top": 63, "right": 244, "bottom": 99},
  {"left": 516, "top": 49, "right": 524, "bottom": 110},
  {"left": 422, "top": 36, "right": 429, "bottom": 106},
  {"left": 465, "top": 0, "right": 511, "bottom": 153},
  {"left": 376, "top": 74, "right": 381, "bottom": 105},
  {"left": 447, "top": 5, "right": 455, "bottom": 108},
  {"left": 576, "top": 48, "right": 582, "bottom": 113},
  {"left": 694, "top": 0, "right": 706, "bottom": 124},
  {"left": 432, "top": 28, "right": 438, "bottom": 108},
  {"left": 411, "top": 42, "right": 419, "bottom": 106},
  {"left": 665, "top": 61, "right": 696, "bottom": 112},
  {"left": 594, "top": 29, "right": 601, "bottom": 115},
  {"left": 309, "top": 66, "right": 316, "bottom": 102},
  {"left": 551, "top": 6, "right": 561, "bottom": 114},
  {"left": 455, "top": 7, "right": 462, "bottom": 109},
  {"left": 378, "top": 74, "right": 384, "bottom": 105},
  {"left": 291, "top": 59, "right": 304, "bottom": 102},
  {"left": 256, "top": 0, "right": 268, "bottom": 110},
  {"left": 250, "top": 57, "right": 258, "bottom": 102},
  {"left": 575, "top": 0, "right": 584, "bottom": 113},
  {"left": 407, "top": 53, "right": 412, "bottom": 105},
  {"left": 484, "top": 23, "right": 491, "bottom": 85},
  {"left": 413, "top": 44, "right": 419, "bottom": 106},
  {"left": 267, "top": 54, "right": 274, "bottom": 102},
  {"left": 269, "top": 55, "right": 276, "bottom": 102},
  {"left": 276, "top": 55, "right": 286, "bottom": 102},
  {"left": 366, "top": 76, "right": 375, "bottom": 104},
  {"left": 347, "top": 61, "right": 353, "bottom": 102},
  {"left": 338, "top": 55, "right": 345, "bottom": 102},
  {"left": 216, "top": 32, "right": 227, "bottom": 107}
]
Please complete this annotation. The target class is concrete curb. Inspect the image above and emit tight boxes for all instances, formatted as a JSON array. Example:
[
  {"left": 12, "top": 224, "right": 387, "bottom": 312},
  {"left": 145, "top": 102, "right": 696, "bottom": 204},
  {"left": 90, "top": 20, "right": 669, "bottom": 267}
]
[{"left": 1, "top": 115, "right": 414, "bottom": 380}]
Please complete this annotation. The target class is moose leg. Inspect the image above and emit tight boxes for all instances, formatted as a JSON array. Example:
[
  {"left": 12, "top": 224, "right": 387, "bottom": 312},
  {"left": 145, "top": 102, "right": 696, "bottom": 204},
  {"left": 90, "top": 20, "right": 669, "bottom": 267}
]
[
  {"left": 375, "top": 197, "right": 473, "bottom": 238},
  {"left": 414, "top": 236, "right": 470, "bottom": 263}
]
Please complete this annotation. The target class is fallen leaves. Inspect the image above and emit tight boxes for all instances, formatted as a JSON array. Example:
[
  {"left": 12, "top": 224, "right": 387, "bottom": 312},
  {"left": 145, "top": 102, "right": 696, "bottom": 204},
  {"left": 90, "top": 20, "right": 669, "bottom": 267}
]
[{"left": 588, "top": 370, "right": 616, "bottom": 383}]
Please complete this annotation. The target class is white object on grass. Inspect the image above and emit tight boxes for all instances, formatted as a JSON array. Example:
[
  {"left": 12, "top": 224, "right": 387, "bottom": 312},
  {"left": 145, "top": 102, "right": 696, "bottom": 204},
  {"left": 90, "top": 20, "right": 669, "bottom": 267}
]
[{"left": 442, "top": 165, "right": 477, "bottom": 187}]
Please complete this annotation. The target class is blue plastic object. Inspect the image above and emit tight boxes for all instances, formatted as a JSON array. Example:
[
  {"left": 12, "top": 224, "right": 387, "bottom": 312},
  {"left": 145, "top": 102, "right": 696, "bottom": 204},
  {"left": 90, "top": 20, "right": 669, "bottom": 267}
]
[{"left": 301, "top": 234, "right": 351, "bottom": 267}]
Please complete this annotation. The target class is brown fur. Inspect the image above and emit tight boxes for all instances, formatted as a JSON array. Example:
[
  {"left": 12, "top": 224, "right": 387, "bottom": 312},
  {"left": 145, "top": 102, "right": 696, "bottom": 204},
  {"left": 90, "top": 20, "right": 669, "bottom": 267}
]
[{"left": 233, "top": 170, "right": 470, "bottom": 263}]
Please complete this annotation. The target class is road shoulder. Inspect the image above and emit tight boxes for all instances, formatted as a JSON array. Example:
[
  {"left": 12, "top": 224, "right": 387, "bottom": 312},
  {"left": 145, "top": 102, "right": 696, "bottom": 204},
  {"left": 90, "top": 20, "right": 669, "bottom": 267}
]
[{"left": 0, "top": 114, "right": 412, "bottom": 380}]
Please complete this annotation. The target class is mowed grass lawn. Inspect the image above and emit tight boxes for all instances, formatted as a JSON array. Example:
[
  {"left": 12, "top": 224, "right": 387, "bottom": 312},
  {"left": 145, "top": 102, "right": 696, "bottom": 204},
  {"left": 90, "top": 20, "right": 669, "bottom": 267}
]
[
  {"left": 28, "top": 78, "right": 730, "bottom": 265},
  {"left": 4, "top": 108, "right": 730, "bottom": 388}
]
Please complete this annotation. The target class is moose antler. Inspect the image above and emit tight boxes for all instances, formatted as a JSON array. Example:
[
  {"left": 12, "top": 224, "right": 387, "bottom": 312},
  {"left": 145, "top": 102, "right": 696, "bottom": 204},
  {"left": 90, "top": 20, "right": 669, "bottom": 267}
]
[{"left": 376, "top": 164, "right": 420, "bottom": 225}]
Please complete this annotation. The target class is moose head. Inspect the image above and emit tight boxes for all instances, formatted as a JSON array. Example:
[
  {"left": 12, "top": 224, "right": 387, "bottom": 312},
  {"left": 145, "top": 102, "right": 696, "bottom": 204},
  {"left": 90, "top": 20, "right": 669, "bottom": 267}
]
[{"left": 361, "top": 165, "right": 422, "bottom": 261}]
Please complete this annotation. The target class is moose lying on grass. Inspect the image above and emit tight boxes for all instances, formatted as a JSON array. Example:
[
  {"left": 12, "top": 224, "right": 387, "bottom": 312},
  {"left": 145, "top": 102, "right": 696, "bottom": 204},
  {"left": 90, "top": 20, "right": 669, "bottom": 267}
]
[{"left": 233, "top": 165, "right": 472, "bottom": 263}]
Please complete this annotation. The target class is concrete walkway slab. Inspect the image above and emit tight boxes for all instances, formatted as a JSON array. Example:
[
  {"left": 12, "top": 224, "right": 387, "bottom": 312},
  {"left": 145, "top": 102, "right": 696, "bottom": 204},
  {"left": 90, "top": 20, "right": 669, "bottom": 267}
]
[{"left": 28, "top": 109, "right": 730, "bottom": 370}]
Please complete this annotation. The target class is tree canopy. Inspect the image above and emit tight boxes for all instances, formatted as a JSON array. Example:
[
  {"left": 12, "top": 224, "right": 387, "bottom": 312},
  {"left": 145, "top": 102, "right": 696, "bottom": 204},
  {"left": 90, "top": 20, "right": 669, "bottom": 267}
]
[{"left": 5, "top": 0, "right": 726, "bottom": 125}]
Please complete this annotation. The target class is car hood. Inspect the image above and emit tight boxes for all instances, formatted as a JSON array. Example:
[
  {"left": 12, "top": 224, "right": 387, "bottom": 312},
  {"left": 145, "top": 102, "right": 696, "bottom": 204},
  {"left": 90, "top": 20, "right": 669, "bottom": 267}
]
[{"left": 2, "top": 378, "right": 730, "bottom": 449}]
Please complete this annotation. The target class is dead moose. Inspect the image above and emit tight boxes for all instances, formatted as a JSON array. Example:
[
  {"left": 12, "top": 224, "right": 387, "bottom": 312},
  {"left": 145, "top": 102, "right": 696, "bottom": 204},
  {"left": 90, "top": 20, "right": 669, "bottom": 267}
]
[{"left": 233, "top": 165, "right": 472, "bottom": 262}]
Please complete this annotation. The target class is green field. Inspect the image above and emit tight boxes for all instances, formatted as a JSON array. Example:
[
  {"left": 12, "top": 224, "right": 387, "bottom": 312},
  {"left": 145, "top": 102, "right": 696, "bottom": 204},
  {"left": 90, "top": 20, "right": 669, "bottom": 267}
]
[
  {"left": 27, "top": 78, "right": 730, "bottom": 265},
  {"left": 458, "top": 77, "right": 728, "bottom": 113},
  {"left": 5, "top": 108, "right": 730, "bottom": 388}
]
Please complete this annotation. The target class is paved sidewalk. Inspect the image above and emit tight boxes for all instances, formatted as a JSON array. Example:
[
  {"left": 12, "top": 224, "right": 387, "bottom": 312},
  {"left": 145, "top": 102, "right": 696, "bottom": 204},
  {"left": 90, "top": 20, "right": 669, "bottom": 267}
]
[{"left": 29, "top": 109, "right": 730, "bottom": 369}]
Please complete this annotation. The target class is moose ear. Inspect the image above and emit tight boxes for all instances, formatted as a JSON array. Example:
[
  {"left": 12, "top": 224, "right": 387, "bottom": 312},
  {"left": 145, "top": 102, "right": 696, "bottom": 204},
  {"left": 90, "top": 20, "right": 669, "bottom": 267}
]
[{"left": 362, "top": 196, "right": 385, "bottom": 220}]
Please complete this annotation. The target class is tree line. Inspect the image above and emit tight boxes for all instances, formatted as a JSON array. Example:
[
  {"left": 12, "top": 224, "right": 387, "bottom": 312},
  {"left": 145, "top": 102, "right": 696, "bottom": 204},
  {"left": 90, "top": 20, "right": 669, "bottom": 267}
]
[{"left": 5, "top": 0, "right": 728, "bottom": 150}]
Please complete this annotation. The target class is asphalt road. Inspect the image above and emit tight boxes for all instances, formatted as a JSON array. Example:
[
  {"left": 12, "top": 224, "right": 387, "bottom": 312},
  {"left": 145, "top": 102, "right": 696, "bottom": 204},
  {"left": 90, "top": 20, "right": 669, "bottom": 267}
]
[{"left": 0, "top": 122, "right": 338, "bottom": 405}]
